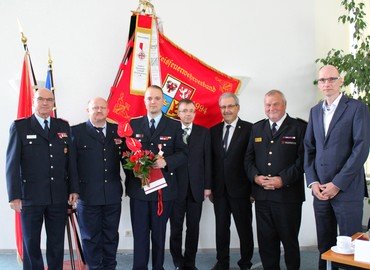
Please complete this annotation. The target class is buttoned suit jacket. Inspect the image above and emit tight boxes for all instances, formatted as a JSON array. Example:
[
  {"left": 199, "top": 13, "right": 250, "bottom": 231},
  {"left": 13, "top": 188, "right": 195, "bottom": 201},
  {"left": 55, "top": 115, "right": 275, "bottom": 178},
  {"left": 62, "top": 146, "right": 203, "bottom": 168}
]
[
  {"left": 71, "top": 121, "right": 123, "bottom": 205},
  {"left": 304, "top": 95, "right": 370, "bottom": 201},
  {"left": 245, "top": 115, "right": 306, "bottom": 203},
  {"left": 124, "top": 115, "right": 188, "bottom": 201},
  {"left": 210, "top": 118, "right": 252, "bottom": 198},
  {"left": 6, "top": 114, "right": 79, "bottom": 206},
  {"left": 176, "top": 124, "right": 212, "bottom": 203}
]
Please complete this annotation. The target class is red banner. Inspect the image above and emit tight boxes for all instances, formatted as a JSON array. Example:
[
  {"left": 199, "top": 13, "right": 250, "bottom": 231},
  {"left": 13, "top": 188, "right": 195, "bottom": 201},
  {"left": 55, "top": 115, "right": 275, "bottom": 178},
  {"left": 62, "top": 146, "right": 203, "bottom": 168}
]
[{"left": 108, "top": 14, "right": 240, "bottom": 128}]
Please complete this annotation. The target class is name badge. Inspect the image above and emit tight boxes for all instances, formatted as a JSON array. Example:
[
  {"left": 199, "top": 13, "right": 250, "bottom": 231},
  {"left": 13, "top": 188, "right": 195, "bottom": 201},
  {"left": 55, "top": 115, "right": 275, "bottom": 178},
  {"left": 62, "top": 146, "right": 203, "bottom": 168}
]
[
  {"left": 26, "top": 135, "right": 37, "bottom": 139},
  {"left": 255, "top": 137, "right": 262, "bottom": 142},
  {"left": 160, "top": 136, "right": 172, "bottom": 141},
  {"left": 135, "top": 134, "right": 144, "bottom": 138}
]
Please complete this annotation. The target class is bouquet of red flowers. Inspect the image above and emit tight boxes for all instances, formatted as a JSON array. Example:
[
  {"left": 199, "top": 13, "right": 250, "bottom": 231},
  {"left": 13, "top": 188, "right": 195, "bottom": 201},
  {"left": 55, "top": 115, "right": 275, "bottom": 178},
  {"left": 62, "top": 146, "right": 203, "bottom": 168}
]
[
  {"left": 118, "top": 121, "right": 157, "bottom": 187},
  {"left": 122, "top": 149, "right": 156, "bottom": 187}
]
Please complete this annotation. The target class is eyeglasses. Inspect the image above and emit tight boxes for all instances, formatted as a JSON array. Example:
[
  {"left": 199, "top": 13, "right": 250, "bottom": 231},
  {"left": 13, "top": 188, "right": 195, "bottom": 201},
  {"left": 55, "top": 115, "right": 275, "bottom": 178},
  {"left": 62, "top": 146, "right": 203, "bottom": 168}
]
[
  {"left": 178, "top": 109, "right": 195, "bottom": 114},
  {"left": 91, "top": 106, "right": 107, "bottom": 111},
  {"left": 36, "top": 97, "right": 54, "bottom": 103},
  {"left": 219, "top": 104, "right": 238, "bottom": 110},
  {"left": 317, "top": 77, "right": 340, "bottom": 84}
]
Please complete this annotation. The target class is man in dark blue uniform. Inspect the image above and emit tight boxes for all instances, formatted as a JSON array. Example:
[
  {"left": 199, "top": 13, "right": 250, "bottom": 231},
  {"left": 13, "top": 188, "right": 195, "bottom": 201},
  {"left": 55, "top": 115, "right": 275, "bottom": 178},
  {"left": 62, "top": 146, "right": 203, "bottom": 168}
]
[
  {"left": 124, "top": 85, "right": 187, "bottom": 270},
  {"left": 169, "top": 99, "right": 212, "bottom": 270},
  {"left": 245, "top": 90, "right": 306, "bottom": 270},
  {"left": 72, "top": 97, "right": 123, "bottom": 270},
  {"left": 6, "top": 88, "right": 79, "bottom": 270}
]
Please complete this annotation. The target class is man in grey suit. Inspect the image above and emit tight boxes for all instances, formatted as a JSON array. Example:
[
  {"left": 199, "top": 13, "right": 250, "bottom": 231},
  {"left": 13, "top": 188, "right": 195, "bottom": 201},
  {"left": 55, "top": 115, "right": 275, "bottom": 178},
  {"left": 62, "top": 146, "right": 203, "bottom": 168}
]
[
  {"left": 304, "top": 65, "right": 370, "bottom": 269},
  {"left": 169, "top": 99, "right": 212, "bottom": 270}
]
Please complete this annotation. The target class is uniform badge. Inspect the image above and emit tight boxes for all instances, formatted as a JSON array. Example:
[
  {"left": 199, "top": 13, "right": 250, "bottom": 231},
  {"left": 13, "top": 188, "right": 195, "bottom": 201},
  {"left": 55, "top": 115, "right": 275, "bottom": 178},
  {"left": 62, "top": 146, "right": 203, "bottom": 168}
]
[
  {"left": 255, "top": 137, "right": 262, "bottom": 143},
  {"left": 114, "top": 138, "right": 122, "bottom": 145},
  {"left": 58, "top": 132, "right": 68, "bottom": 139},
  {"left": 160, "top": 136, "right": 172, "bottom": 141},
  {"left": 26, "top": 135, "right": 37, "bottom": 139},
  {"left": 135, "top": 134, "right": 144, "bottom": 138}
]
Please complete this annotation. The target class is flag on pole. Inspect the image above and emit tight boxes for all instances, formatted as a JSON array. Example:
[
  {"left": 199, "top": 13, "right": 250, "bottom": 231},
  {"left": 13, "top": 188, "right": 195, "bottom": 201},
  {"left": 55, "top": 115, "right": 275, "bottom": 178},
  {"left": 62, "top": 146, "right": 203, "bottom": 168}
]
[
  {"left": 15, "top": 52, "right": 34, "bottom": 264},
  {"left": 107, "top": 12, "right": 240, "bottom": 128},
  {"left": 45, "top": 53, "right": 57, "bottom": 118}
]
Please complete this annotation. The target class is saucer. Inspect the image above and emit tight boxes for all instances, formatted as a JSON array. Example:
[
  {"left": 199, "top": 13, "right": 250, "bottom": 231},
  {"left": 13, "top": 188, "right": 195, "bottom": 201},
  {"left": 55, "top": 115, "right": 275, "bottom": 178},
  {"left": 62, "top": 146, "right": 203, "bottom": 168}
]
[{"left": 331, "top": 245, "right": 354, "bottom": 255}]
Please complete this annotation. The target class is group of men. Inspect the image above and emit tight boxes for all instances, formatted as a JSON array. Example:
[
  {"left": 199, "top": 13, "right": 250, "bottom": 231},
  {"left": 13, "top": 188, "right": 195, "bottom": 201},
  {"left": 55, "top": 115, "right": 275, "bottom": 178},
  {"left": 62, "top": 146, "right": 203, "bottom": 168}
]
[{"left": 6, "top": 64, "right": 370, "bottom": 270}]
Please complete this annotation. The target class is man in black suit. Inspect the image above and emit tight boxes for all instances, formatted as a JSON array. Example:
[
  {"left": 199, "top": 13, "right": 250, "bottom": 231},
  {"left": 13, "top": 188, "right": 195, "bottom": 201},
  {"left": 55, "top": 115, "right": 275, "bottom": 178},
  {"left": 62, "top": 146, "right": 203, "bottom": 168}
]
[
  {"left": 245, "top": 90, "right": 306, "bottom": 269},
  {"left": 71, "top": 97, "right": 123, "bottom": 269},
  {"left": 124, "top": 85, "right": 187, "bottom": 270},
  {"left": 210, "top": 92, "right": 253, "bottom": 270},
  {"left": 6, "top": 88, "right": 79, "bottom": 270},
  {"left": 169, "top": 99, "right": 212, "bottom": 270}
]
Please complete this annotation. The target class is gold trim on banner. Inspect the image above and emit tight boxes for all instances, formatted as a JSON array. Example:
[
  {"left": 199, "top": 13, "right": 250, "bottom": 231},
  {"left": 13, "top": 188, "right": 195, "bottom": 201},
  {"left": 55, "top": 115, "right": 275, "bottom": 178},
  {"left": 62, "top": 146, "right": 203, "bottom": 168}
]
[
  {"left": 159, "top": 33, "right": 241, "bottom": 94},
  {"left": 136, "top": 0, "right": 156, "bottom": 16}
]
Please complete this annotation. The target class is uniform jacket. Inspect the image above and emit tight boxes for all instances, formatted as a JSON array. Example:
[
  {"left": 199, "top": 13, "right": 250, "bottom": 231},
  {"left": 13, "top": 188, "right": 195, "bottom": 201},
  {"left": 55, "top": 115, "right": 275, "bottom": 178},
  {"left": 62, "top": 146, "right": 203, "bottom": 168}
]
[
  {"left": 6, "top": 114, "right": 79, "bottom": 206},
  {"left": 304, "top": 95, "right": 370, "bottom": 201},
  {"left": 210, "top": 118, "right": 252, "bottom": 198},
  {"left": 176, "top": 124, "right": 212, "bottom": 202},
  {"left": 124, "top": 115, "right": 188, "bottom": 201},
  {"left": 71, "top": 121, "right": 123, "bottom": 205},
  {"left": 245, "top": 115, "right": 306, "bottom": 203}
]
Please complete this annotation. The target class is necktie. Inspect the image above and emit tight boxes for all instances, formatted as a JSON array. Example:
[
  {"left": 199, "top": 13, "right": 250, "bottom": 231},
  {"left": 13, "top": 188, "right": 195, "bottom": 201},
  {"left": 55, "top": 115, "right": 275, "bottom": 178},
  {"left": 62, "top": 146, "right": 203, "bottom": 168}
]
[
  {"left": 150, "top": 119, "right": 156, "bottom": 135},
  {"left": 222, "top": 125, "right": 231, "bottom": 151},
  {"left": 44, "top": 119, "right": 49, "bottom": 136},
  {"left": 95, "top": 127, "right": 105, "bottom": 142},
  {"left": 271, "top": 122, "right": 277, "bottom": 135},
  {"left": 183, "top": 127, "right": 190, "bottom": 144}
]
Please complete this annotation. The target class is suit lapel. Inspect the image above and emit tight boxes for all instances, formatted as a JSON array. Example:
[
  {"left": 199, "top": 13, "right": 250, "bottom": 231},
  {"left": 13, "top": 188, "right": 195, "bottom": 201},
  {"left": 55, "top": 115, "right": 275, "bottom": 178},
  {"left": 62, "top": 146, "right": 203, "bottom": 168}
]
[
  {"left": 105, "top": 123, "right": 115, "bottom": 143},
  {"left": 316, "top": 102, "right": 325, "bottom": 142},
  {"left": 30, "top": 114, "right": 49, "bottom": 140},
  {"left": 141, "top": 117, "right": 151, "bottom": 139},
  {"left": 86, "top": 120, "right": 104, "bottom": 143},
  {"left": 325, "top": 95, "right": 348, "bottom": 143},
  {"left": 226, "top": 119, "right": 242, "bottom": 154}
]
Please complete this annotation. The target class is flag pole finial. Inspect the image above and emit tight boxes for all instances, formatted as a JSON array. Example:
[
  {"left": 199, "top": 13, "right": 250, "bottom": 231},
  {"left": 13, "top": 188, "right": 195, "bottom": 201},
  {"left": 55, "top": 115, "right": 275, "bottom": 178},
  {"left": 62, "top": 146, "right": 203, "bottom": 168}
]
[
  {"left": 136, "top": 0, "right": 155, "bottom": 15},
  {"left": 48, "top": 48, "right": 53, "bottom": 66},
  {"left": 17, "top": 18, "right": 28, "bottom": 45}
]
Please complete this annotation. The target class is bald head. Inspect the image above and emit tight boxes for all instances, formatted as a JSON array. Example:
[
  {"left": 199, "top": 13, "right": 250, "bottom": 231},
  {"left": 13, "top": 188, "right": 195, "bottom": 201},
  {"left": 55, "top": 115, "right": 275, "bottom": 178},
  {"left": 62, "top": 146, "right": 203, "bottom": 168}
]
[
  {"left": 87, "top": 97, "right": 109, "bottom": 126},
  {"left": 33, "top": 88, "right": 55, "bottom": 119},
  {"left": 318, "top": 65, "right": 343, "bottom": 103}
]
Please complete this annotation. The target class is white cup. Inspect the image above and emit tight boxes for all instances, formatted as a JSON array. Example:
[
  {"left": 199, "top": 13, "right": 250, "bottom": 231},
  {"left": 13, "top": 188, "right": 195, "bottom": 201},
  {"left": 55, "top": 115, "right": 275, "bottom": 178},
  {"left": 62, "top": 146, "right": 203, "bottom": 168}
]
[{"left": 336, "top": 236, "right": 352, "bottom": 252}]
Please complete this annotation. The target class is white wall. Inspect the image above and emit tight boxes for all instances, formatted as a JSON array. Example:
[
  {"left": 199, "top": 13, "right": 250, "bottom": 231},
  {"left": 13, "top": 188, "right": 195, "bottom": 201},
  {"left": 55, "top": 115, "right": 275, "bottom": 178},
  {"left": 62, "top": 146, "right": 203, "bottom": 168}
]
[{"left": 0, "top": 0, "right": 347, "bottom": 250}]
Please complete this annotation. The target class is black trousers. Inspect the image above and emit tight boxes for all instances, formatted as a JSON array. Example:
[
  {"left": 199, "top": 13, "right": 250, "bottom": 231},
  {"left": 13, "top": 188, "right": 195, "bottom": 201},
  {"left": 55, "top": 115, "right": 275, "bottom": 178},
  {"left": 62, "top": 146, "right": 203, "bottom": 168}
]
[
  {"left": 130, "top": 198, "right": 173, "bottom": 270},
  {"left": 255, "top": 200, "right": 302, "bottom": 270},
  {"left": 213, "top": 194, "right": 254, "bottom": 269},
  {"left": 21, "top": 203, "right": 67, "bottom": 270},
  {"left": 77, "top": 203, "right": 122, "bottom": 270},
  {"left": 170, "top": 188, "right": 203, "bottom": 268}
]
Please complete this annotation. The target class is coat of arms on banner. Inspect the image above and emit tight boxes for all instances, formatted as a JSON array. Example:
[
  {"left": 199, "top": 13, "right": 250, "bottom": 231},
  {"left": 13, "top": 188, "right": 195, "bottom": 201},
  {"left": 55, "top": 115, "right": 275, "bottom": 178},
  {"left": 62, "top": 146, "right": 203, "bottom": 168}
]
[{"left": 161, "top": 75, "right": 195, "bottom": 117}]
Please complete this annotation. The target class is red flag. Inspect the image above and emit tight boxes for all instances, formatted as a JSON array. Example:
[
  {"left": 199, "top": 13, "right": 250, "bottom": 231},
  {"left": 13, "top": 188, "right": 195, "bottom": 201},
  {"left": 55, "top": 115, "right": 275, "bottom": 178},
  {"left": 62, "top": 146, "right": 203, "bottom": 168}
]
[
  {"left": 18, "top": 53, "right": 34, "bottom": 118},
  {"left": 107, "top": 14, "right": 240, "bottom": 128},
  {"left": 15, "top": 53, "right": 34, "bottom": 263}
]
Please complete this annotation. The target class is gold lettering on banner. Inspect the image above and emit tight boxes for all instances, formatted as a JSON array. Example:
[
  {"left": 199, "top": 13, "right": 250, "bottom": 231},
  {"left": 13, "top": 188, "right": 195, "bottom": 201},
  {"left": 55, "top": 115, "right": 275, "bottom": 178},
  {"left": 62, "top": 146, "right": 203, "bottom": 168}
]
[
  {"left": 160, "top": 56, "right": 216, "bottom": 93},
  {"left": 195, "top": 102, "right": 208, "bottom": 115},
  {"left": 113, "top": 93, "right": 131, "bottom": 120},
  {"left": 215, "top": 77, "right": 234, "bottom": 93}
]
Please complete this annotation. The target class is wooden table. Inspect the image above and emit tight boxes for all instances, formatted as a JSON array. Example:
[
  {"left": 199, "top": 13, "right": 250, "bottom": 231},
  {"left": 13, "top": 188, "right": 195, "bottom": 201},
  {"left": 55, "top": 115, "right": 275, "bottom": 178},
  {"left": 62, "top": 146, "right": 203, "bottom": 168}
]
[{"left": 321, "top": 233, "right": 370, "bottom": 270}]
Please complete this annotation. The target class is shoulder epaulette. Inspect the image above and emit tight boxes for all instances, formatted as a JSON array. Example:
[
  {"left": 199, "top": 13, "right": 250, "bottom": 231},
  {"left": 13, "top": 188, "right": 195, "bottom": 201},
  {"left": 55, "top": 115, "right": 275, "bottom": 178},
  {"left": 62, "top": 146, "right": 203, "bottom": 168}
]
[
  {"left": 131, "top": 115, "right": 144, "bottom": 120},
  {"left": 296, "top": 117, "right": 308, "bottom": 124},
  {"left": 14, "top": 117, "right": 28, "bottom": 122},
  {"left": 253, "top": 118, "right": 267, "bottom": 125}
]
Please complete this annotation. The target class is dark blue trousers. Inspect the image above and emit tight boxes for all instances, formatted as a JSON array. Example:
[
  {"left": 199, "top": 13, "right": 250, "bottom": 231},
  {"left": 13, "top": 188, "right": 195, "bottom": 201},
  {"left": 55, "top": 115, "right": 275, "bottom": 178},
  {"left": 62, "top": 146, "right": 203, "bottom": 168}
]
[
  {"left": 314, "top": 198, "right": 363, "bottom": 270},
  {"left": 77, "top": 203, "right": 122, "bottom": 270},
  {"left": 21, "top": 203, "right": 67, "bottom": 270},
  {"left": 130, "top": 198, "right": 173, "bottom": 270}
]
